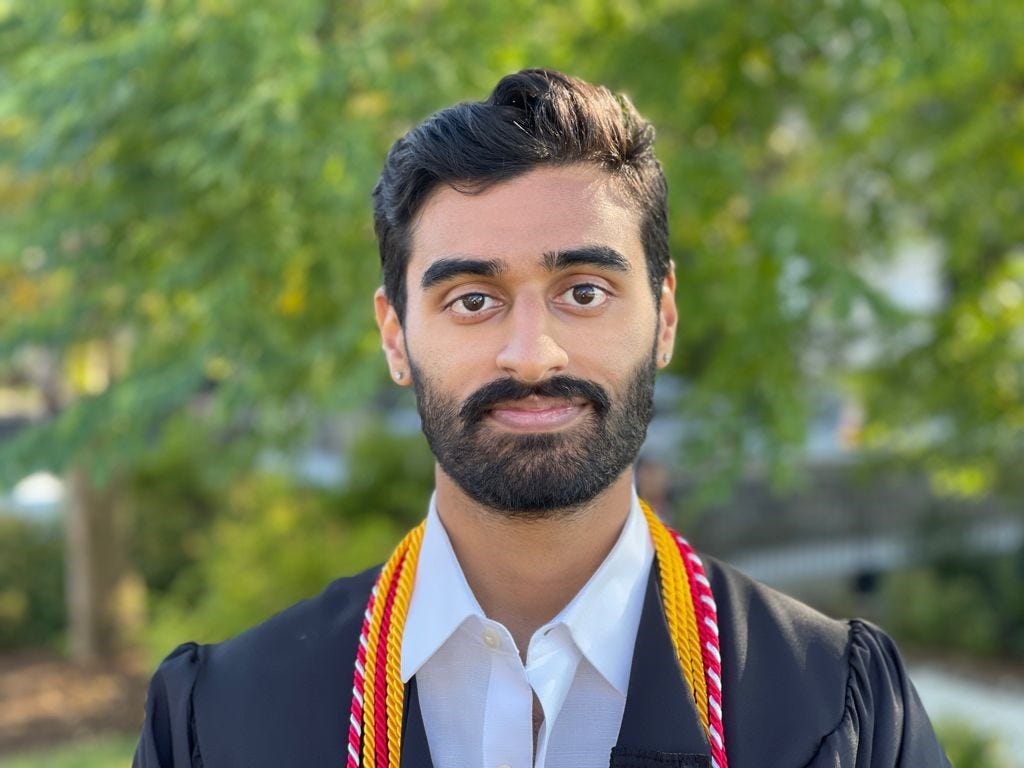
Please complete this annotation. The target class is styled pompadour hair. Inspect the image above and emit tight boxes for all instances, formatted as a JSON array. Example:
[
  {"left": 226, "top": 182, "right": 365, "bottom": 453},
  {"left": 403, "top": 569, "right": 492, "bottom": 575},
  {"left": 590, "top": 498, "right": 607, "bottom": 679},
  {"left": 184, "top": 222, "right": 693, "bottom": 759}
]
[{"left": 372, "top": 68, "right": 669, "bottom": 321}]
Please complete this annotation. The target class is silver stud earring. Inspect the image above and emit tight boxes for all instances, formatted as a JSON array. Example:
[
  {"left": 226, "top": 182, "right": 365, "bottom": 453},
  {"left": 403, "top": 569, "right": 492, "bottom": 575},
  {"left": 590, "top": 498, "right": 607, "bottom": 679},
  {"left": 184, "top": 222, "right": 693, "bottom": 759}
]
[
  {"left": 395, "top": 371, "right": 404, "bottom": 381},
  {"left": 662, "top": 354, "right": 670, "bottom": 363}
]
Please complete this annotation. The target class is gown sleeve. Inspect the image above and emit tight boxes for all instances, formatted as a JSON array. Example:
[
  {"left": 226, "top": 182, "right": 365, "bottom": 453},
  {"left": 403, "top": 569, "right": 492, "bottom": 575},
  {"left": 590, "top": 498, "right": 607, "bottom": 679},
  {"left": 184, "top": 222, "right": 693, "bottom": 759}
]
[
  {"left": 803, "top": 620, "right": 951, "bottom": 768},
  {"left": 132, "top": 642, "right": 204, "bottom": 768}
]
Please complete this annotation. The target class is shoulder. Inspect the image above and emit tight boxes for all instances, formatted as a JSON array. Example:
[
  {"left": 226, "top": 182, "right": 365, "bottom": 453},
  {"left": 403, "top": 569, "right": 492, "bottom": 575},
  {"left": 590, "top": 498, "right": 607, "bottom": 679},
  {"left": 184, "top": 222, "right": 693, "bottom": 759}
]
[
  {"left": 194, "top": 564, "right": 379, "bottom": 722},
  {"left": 705, "top": 555, "right": 851, "bottom": 694},
  {"left": 147, "top": 563, "right": 379, "bottom": 688},
  {"left": 704, "top": 557, "right": 949, "bottom": 767},
  {"left": 134, "top": 566, "right": 379, "bottom": 768},
  {"left": 199, "top": 564, "right": 379, "bottom": 682}
]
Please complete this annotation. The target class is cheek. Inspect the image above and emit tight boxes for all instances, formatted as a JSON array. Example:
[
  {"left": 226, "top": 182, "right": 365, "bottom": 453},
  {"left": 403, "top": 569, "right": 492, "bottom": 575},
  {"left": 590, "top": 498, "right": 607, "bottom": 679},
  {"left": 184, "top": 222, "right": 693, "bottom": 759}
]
[
  {"left": 576, "top": 308, "right": 656, "bottom": 359},
  {"left": 407, "top": 308, "right": 503, "bottom": 365},
  {"left": 625, "top": 314, "right": 657, "bottom": 347},
  {"left": 409, "top": 325, "right": 463, "bottom": 361},
  {"left": 405, "top": 326, "right": 493, "bottom": 397}
]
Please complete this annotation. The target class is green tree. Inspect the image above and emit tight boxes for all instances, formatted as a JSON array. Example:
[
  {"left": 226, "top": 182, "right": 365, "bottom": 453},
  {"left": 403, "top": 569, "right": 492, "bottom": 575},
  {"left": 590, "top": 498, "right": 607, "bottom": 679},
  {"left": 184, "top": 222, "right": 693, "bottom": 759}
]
[
  {"left": 830, "top": 1, "right": 1024, "bottom": 497},
  {"left": 576, "top": 0, "right": 1022, "bottom": 495},
  {"left": 1, "top": 0, "right": 1020, "bottom": 656},
  {"left": 0, "top": 0, "right": 595, "bottom": 658}
]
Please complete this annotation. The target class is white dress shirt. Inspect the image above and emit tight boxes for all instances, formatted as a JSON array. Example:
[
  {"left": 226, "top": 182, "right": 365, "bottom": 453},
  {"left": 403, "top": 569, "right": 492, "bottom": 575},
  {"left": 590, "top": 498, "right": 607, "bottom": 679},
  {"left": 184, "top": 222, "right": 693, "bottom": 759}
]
[{"left": 400, "top": 491, "right": 654, "bottom": 768}]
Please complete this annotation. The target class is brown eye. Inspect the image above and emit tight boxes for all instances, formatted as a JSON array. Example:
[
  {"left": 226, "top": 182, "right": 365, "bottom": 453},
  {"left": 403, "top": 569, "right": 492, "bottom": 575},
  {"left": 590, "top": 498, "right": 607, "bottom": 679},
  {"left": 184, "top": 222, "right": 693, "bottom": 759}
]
[
  {"left": 460, "top": 294, "right": 486, "bottom": 312},
  {"left": 558, "top": 283, "right": 609, "bottom": 308},
  {"left": 448, "top": 292, "right": 497, "bottom": 316},
  {"left": 572, "top": 285, "right": 597, "bottom": 305}
]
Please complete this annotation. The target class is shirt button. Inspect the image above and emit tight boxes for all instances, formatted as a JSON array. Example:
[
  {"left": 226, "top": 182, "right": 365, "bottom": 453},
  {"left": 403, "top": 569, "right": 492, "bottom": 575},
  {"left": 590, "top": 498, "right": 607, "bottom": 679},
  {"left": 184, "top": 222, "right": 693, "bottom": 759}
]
[
  {"left": 482, "top": 628, "right": 500, "bottom": 649},
  {"left": 497, "top": 764, "right": 512, "bottom": 768}
]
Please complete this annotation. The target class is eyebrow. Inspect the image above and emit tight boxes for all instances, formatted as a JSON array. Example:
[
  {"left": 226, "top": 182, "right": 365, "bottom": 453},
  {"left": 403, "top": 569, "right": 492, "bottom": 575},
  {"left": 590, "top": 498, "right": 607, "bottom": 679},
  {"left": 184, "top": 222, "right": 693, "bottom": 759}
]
[
  {"left": 419, "top": 245, "right": 631, "bottom": 291},
  {"left": 541, "top": 245, "right": 632, "bottom": 274},
  {"left": 420, "top": 257, "right": 507, "bottom": 290}
]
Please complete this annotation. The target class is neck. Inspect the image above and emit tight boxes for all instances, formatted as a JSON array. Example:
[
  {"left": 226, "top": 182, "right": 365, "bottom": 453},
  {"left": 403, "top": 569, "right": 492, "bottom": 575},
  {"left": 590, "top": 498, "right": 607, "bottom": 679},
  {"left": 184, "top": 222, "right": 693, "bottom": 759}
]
[{"left": 433, "top": 468, "right": 635, "bottom": 654}]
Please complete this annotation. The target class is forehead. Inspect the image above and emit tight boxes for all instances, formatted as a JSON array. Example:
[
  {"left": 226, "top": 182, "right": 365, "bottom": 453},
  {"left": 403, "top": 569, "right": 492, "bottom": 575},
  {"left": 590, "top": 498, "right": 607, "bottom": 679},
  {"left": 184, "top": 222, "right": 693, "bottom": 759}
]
[{"left": 408, "top": 164, "right": 643, "bottom": 275}]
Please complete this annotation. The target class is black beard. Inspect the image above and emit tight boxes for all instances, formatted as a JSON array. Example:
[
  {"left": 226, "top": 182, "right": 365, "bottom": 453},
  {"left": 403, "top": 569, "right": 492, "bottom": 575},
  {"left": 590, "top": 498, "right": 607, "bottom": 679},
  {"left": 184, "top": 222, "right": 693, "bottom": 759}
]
[{"left": 410, "top": 354, "right": 656, "bottom": 519}]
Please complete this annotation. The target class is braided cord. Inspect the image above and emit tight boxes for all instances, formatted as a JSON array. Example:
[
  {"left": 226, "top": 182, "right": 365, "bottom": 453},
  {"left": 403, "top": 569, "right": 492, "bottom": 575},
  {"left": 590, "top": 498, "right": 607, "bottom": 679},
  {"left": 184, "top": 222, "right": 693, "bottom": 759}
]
[
  {"left": 385, "top": 523, "right": 424, "bottom": 767},
  {"left": 360, "top": 526, "right": 418, "bottom": 768},
  {"left": 640, "top": 501, "right": 709, "bottom": 729},
  {"left": 374, "top": 566, "right": 398, "bottom": 767},
  {"left": 360, "top": 577, "right": 387, "bottom": 767},
  {"left": 681, "top": 537, "right": 728, "bottom": 768},
  {"left": 347, "top": 511, "right": 727, "bottom": 766},
  {"left": 345, "top": 590, "right": 374, "bottom": 768}
]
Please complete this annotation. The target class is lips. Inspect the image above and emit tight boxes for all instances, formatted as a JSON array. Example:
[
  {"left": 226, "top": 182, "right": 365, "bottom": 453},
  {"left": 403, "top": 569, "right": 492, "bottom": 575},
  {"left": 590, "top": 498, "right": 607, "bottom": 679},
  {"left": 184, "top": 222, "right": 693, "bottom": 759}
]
[
  {"left": 457, "top": 375, "right": 611, "bottom": 426},
  {"left": 486, "top": 397, "right": 589, "bottom": 431}
]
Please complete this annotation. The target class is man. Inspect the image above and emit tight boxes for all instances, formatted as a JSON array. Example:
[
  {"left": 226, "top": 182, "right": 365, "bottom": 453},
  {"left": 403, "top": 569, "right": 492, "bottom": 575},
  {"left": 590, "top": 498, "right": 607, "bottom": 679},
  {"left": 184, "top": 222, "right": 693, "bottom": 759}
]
[{"left": 134, "top": 69, "right": 950, "bottom": 767}]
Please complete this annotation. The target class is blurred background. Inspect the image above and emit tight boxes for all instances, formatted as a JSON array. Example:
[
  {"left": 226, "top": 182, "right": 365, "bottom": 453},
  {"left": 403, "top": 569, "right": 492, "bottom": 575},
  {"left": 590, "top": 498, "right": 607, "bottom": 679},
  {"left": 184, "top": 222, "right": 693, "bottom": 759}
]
[{"left": 1, "top": 0, "right": 1022, "bottom": 765}]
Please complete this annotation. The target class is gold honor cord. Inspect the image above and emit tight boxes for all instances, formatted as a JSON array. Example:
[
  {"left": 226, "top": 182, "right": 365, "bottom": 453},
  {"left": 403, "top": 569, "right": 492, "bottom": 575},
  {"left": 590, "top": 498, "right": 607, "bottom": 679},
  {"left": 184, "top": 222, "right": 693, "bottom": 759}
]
[
  {"left": 354, "top": 522, "right": 425, "bottom": 768},
  {"left": 347, "top": 506, "right": 722, "bottom": 768},
  {"left": 640, "top": 500, "right": 709, "bottom": 727},
  {"left": 385, "top": 524, "right": 423, "bottom": 765}
]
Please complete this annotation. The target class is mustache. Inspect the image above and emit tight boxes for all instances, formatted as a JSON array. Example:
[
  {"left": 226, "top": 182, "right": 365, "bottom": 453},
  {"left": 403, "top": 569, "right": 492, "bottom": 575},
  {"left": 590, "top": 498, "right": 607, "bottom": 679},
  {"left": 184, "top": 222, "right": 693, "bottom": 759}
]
[{"left": 459, "top": 375, "right": 611, "bottom": 425}]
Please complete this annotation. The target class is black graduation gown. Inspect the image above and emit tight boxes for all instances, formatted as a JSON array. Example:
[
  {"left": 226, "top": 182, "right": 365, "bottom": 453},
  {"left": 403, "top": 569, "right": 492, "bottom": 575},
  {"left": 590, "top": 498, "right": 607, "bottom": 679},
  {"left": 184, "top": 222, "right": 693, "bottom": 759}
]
[{"left": 132, "top": 556, "right": 952, "bottom": 767}]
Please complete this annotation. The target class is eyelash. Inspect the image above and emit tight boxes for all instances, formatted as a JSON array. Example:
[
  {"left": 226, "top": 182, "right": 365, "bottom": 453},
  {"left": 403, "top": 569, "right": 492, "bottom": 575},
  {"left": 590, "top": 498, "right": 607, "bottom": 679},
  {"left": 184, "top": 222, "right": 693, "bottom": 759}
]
[
  {"left": 444, "top": 283, "right": 611, "bottom": 316},
  {"left": 447, "top": 292, "right": 498, "bottom": 315},
  {"left": 560, "top": 283, "right": 609, "bottom": 308}
]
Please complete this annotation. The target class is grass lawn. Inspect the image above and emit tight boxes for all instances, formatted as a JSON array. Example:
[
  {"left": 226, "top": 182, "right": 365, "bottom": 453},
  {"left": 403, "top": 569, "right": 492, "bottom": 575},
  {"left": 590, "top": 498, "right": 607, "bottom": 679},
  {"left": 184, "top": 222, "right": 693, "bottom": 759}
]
[{"left": 0, "top": 733, "right": 136, "bottom": 768}]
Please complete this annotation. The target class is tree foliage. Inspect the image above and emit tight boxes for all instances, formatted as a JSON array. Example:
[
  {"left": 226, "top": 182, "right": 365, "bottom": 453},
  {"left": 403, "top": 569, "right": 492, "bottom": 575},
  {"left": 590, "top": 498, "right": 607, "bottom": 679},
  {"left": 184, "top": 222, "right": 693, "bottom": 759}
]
[
  {"left": 1, "top": 0, "right": 1020, "bottom": 496},
  {"left": 0, "top": 516, "right": 64, "bottom": 648},
  {"left": 830, "top": 1, "right": 1024, "bottom": 496},
  {"left": 144, "top": 426, "right": 433, "bottom": 648}
]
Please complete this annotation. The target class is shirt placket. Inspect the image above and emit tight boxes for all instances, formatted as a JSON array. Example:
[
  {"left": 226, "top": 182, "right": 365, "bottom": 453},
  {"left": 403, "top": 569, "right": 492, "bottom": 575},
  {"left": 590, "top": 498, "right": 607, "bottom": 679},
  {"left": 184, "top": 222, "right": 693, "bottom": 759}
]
[
  {"left": 526, "top": 628, "right": 581, "bottom": 768},
  {"left": 481, "top": 622, "right": 533, "bottom": 768}
]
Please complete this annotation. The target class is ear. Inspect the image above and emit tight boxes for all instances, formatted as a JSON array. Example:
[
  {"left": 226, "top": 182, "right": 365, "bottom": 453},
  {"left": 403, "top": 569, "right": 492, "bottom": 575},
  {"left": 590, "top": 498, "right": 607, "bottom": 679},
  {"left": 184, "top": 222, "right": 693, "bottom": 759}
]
[
  {"left": 656, "top": 262, "right": 678, "bottom": 369},
  {"left": 374, "top": 287, "right": 411, "bottom": 386}
]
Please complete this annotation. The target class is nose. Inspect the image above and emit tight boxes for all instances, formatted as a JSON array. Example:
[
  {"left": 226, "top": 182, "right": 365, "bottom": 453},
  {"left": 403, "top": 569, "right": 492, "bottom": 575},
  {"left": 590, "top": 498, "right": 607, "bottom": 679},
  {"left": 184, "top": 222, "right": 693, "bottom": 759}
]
[{"left": 495, "top": 296, "right": 569, "bottom": 384}]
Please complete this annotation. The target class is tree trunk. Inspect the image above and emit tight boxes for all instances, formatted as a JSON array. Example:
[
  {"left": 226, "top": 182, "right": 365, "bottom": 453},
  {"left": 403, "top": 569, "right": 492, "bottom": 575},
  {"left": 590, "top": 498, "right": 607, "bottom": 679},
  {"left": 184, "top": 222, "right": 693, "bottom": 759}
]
[{"left": 64, "top": 467, "right": 138, "bottom": 664}]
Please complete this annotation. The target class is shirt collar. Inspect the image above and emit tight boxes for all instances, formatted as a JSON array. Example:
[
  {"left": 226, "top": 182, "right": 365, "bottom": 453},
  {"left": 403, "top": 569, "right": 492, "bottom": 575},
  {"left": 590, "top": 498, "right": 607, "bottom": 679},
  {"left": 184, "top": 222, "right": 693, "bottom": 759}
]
[
  {"left": 400, "top": 493, "right": 483, "bottom": 682},
  {"left": 544, "top": 491, "right": 653, "bottom": 695},
  {"left": 400, "top": 489, "right": 654, "bottom": 696}
]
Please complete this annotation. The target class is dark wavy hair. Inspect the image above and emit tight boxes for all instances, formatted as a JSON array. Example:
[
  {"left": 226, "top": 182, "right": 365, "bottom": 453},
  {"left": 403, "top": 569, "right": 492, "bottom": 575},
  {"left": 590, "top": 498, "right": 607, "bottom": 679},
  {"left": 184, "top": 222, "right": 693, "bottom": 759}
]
[{"left": 372, "top": 68, "right": 669, "bottom": 321}]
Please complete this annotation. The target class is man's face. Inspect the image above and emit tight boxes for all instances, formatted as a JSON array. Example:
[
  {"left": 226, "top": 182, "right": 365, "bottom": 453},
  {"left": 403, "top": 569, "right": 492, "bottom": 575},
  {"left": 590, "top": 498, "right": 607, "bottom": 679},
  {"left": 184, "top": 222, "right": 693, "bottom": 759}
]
[{"left": 375, "top": 164, "right": 677, "bottom": 516}]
